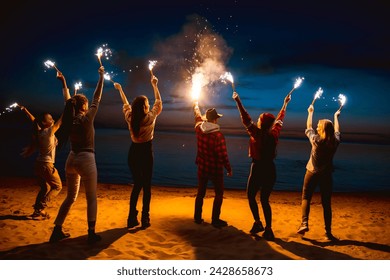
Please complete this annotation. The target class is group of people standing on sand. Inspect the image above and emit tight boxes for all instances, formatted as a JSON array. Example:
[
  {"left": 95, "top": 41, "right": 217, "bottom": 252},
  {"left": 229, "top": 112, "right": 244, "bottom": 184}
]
[{"left": 19, "top": 64, "right": 341, "bottom": 244}]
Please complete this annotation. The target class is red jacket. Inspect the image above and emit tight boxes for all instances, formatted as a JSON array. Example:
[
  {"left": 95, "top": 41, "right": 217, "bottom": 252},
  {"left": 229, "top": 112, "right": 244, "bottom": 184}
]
[{"left": 194, "top": 105, "right": 232, "bottom": 177}]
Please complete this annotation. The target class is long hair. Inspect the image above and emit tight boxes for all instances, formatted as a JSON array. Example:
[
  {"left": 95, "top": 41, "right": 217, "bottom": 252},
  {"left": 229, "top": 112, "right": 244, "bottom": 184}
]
[
  {"left": 319, "top": 119, "right": 336, "bottom": 146},
  {"left": 56, "top": 94, "right": 88, "bottom": 149},
  {"left": 130, "top": 95, "right": 147, "bottom": 137}
]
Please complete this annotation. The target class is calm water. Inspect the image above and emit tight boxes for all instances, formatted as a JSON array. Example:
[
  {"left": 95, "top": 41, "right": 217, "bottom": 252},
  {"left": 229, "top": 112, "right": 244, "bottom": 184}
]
[{"left": 2, "top": 128, "right": 390, "bottom": 192}]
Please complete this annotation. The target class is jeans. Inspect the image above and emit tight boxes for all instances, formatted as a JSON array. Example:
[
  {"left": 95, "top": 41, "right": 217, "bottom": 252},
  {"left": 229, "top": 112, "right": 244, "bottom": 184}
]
[
  {"left": 33, "top": 161, "right": 62, "bottom": 210},
  {"left": 300, "top": 170, "right": 333, "bottom": 233},
  {"left": 246, "top": 161, "right": 276, "bottom": 228},
  {"left": 194, "top": 174, "right": 224, "bottom": 221},
  {"left": 54, "top": 151, "right": 97, "bottom": 226},
  {"left": 128, "top": 141, "right": 153, "bottom": 220}
]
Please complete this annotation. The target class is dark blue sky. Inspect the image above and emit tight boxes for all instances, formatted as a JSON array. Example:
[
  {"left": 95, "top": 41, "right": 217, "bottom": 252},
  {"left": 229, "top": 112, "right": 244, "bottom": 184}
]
[{"left": 1, "top": 0, "right": 389, "bottom": 143}]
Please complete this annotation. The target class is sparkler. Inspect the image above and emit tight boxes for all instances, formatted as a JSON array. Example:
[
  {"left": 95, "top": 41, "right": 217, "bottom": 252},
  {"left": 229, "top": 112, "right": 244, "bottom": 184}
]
[
  {"left": 0, "top": 102, "right": 19, "bottom": 116},
  {"left": 191, "top": 72, "right": 203, "bottom": 101},
  {"left": 148, "top": 60, "right": 157, "bottom": 76},
  {"left": 95, "top": 44, "right": 112, "bottom": 66},
  {"left": 220, "top": 72, "right": 235, "bottom": 91},
  {"left": 287, "top": 77, "right": 304, "bottom": 96},
  {"left": 337, "top": 93, "right": 347, "bottom": 111},
  {"left": 74, "top": 82, "right": 82, "bottom": 96},
  {"left": 44, "top": 60, "right": 60, "bottom": 72},
  {"left": 104, "top": 73, "right": 115, "bottom": 84},
  {"left": 311, "top": 87, "right": 323, "bottom": 105}
]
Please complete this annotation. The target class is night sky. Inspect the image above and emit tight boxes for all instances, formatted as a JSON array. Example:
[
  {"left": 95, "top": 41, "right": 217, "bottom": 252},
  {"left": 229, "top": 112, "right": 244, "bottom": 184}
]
[{"left": 1, "top": 0, "right": 390, "bottom": 144}]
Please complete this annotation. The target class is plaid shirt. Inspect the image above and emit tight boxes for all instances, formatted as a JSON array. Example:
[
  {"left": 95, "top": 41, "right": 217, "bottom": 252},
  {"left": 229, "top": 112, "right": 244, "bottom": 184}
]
[{"left": 194, "top": 105, "right": 232, "bottom": 177}]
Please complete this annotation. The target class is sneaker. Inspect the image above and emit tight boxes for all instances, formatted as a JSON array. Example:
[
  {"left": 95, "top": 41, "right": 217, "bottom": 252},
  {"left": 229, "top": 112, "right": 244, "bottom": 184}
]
[
  {"left": 49, "top": 227, "right": 70, "bottom": 243},
  {"left": 325, "top": 232, "right": 339, "bottom": 242},
  {"left": 194, "top": 218, "right": 204, "bottom": 224},
  {"left": 31, "top": 209, "right": 50, "bottom": 220},
  {"left": 297, "top": 223, "right": 309, "bottom": 235},
  {"left": 211, "top": 219, "right": 228, "bottom": 228},
  {"left": 88, "top": 231, "right": 102, "bottom": 244},
  {"left": 250, "top": 221, "right": 265, "bottom": 234},
  {"left": 262, "top": 228, "right": 275, "bottom": 241}
]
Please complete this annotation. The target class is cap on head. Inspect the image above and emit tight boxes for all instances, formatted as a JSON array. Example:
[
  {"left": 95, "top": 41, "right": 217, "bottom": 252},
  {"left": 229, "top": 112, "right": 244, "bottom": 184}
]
[{"left": 206, "top": 108, "right": 222, "bottom": 121}]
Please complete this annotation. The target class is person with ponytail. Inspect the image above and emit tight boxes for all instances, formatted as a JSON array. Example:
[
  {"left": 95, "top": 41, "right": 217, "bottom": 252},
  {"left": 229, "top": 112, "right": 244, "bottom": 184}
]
[
  {"left": 113, "top": 74, "right": 162, "bottom": 229},
  {"left": 49, "top": 65, "right": 105, "bottom": 244},
  {"left": 297, "top": 105, "right": 341, "bottom": 241},
  {"left": 232, "top": 91, "right": 291, "bottom": 241}
]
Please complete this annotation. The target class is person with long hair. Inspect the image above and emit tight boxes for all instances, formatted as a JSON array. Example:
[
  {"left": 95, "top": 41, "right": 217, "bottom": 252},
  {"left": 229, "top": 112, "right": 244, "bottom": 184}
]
[
  {"left": 297, "top": 104, "right": 341, "bottom": 241},
  {"left": 232, "top": 91, "right": 291, "bottom": 241},
  {"left": 49, "top": 65, "right": 105, "bottom": 244},
  {"left": 193, "top": 101, "right": 232, "bottom": 228},
  {"left": 113, "top": 74, "right": 162, "bottom": 229}
]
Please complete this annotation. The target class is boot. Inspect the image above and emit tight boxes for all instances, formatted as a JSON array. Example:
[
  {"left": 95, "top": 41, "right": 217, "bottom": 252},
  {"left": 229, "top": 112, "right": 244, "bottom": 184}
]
[
  {"left": 127, "top": 210, "right": 139, "bottom": 228},
  {"left": 87, "top": 221, "right": 101, "bottom": 244},
  {"left": 141, "top": 212, "right": 151, "bottom": 229},
  {"left": 49, "top": 225, "right": 70, "bottom": 243}
]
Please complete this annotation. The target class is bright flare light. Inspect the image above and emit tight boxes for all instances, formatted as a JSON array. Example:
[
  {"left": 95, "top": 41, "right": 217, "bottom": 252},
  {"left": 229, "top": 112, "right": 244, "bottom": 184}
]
[
  {"left": 104, "top": 73, "right": 115, "bottom": 84},
  {"left": 288, "top": 76, "right": 304, "bottom": 96},
  {"left": 44, "top": 60, "right": 59, "bottom": 72},
  {"left": 95, "top": 44, "right": 112, "bottom": 66},
  {"left": 220, "top": 72, "right": 235, "bottom": 91},
  {"left": 148, "top": 60, "right": 157, "bottom": 71},
  {"left": 311, "top": 87, "right": 323, "bottom": 105},
  {"left": 1, "top": 102, "right": 19, "bottom": 116},
  {"left": 74, "top": 82, "right": 82, "bottom": 95},
  {"left": 96, "top": 47, "right": 103, "bottom": 66},
  {"left": 338, "top": 93, "right": 347, "bottom": 110},
  {"left": 191, "top": 72, "right": 203, "bottom": 101}
]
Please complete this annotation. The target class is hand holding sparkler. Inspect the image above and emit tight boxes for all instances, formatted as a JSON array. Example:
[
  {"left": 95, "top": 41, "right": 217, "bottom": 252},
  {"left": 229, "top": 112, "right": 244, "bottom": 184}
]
[
  {"left": 287, "top": 77, "right": 304, "bottom": 97},
  {"left": 149, "top": 60, "right": 157, "bottom": 77},
  {"left": 311, "top": 87, "right": 323, "bottom": 105}
]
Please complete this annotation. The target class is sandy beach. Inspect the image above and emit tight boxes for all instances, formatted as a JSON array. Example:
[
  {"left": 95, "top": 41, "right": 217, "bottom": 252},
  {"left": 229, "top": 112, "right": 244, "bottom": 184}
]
[{"left": 0, "top": 176, "right": 389, "bottom": 260}]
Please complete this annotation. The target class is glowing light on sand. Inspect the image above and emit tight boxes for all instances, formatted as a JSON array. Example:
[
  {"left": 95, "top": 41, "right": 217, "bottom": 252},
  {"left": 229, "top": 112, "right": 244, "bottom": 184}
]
[
  {"left": 44, "top": 60, "right": 59, "bottom": 72},
  {"left": 311, "top": 87, "right": 323, "bottom": 105}
]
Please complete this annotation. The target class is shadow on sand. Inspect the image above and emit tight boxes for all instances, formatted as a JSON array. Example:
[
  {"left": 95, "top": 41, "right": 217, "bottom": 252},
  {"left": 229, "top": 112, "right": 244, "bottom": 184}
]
[{"left": 0, "top": 227, "right": 128, "bottom": 260}]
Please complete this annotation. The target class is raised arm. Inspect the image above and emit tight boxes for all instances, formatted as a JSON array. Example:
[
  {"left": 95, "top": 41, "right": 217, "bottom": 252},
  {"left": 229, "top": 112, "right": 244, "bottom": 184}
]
[
  {"left": 281, "top": 94, "right": 291, "bottom": 112},
  {"left": 151, "top": 75, "right": 161, "bottom": 102},
  {"left": 56, "top": 71, "right": 71, "bottom": 102},
  {"left": 334, "top": 109, "right": 340, "bottom": 133},
  {"left": 20, "top": 106, "right": 35, "bottom": 122},
  {"left": 92, "top": 66, "right": 105, "bottom": 103},
  {"left": 307, "top": 105, "right": 314, "bottom": 129},
  {"left": 232, "top": 91, "right": 251, "bottom": 127},
  {"left": 114, "top": 83, "right": 130, "bottom": 105}
]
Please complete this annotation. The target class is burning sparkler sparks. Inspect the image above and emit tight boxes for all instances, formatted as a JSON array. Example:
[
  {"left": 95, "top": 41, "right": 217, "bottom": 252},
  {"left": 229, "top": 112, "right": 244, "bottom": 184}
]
[
  {"left": 0, "top": 102, "right": 19, "bottom": 116},
  {"left": 95, "top": 44, "right": 112, "bottom": 66},
  {"left": 74, "top": 82, "right": 82, "bottom": 95},
  {"left": 311, "top": 87, "right": 323, "bottom": 105},
  {"left": 287, "top": 77, "right": 304, "bottom": 96},
  {"left": 44, "top": 60, "right": 60, "bottom": 72},
  {"left": 220, "top": 72, "right": 235, "bottom": 91},
  {"left": 148, "top": 60, "right": 157, "bottom": 76},
  {"left": 191, "top": 72, "right": 204, "bottom": 101},
  {"left": 104, "top": 73, "right": 115, "bottom": 84},
  {"left": 337, "top": 93, "right": 347, "bottom": 111}
]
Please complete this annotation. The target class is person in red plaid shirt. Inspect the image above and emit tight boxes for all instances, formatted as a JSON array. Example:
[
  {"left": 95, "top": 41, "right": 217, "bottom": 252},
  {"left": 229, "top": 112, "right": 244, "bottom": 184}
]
[
  {"left": 233, "top": 91, "right": 291, "bottom": 241},
  {"left": 193, "top": 101, "right": 233, "bottom": 227}
]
